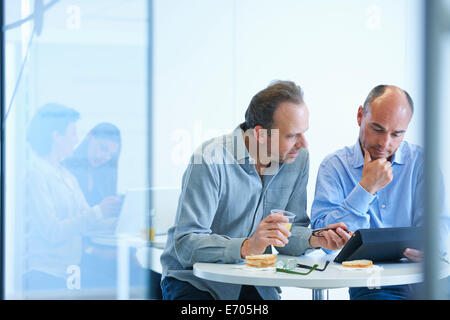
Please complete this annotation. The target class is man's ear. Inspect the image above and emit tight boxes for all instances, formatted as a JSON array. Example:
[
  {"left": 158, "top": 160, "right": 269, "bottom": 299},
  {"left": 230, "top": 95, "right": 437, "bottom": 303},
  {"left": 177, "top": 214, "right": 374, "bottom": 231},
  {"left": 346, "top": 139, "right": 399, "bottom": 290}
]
[
  {"left": 357, "top": 105, "right": 364, "bottom": 127},
  {"left": 253, "top": 125, "right": 267, "bottom": 144}
]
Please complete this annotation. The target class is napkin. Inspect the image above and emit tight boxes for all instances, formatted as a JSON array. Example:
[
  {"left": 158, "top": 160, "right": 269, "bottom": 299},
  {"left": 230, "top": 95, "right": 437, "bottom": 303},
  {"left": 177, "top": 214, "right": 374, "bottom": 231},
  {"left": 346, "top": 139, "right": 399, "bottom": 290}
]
[{"left": 232, "top": 265, "right": 276, "bottom": 273}]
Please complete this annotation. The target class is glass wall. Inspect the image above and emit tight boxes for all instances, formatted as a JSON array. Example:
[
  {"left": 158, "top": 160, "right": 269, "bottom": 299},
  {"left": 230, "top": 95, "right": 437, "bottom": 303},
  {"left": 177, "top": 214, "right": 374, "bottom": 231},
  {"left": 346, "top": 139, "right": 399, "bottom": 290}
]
[{"left": 3, "top": 0, "right": 151, "bottom": 299}]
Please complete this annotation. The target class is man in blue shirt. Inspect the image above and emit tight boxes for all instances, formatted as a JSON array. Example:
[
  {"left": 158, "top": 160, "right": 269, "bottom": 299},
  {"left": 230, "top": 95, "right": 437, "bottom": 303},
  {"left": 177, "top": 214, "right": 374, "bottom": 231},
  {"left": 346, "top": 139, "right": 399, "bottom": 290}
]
[
  {"left": 161, "top": 80, "right": 352, "bottom": 300},
  {"left": 311, "top": 84, "right": 449, "bottom": 299}
]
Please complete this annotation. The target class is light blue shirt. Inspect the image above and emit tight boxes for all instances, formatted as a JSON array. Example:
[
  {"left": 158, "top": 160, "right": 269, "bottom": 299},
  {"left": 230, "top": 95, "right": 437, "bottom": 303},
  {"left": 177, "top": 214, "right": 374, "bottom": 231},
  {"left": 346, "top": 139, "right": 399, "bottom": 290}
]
[
  {"left": 160, "top": 124, "right": 313, "bottom": 300},
  {"left": 311, "top": 140, "right": 449, "bottom": 255}
]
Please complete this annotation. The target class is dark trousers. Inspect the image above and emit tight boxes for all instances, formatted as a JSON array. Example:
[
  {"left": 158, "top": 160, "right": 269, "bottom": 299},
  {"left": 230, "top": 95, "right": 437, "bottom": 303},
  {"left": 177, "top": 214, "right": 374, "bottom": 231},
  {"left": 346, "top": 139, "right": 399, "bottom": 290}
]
[
  {"left": 161, "top": 276, "right": 262, "bottom": 300},
  {"left": 349, "top": 285, "right": 411, "bottom": 300}
]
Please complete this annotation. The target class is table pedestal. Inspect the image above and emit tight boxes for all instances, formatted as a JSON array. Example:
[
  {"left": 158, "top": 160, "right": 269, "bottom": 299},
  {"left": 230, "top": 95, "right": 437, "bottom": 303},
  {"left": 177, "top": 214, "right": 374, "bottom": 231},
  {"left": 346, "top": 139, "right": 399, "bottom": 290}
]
[{"left": 312, "top": 289, "right": 328, "bottom": 300}]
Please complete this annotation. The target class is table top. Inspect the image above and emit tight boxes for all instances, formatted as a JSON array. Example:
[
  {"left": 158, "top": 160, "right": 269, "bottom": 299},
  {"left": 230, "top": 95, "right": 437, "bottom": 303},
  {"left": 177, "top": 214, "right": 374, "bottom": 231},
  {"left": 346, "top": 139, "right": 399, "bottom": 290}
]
[
  {"left": 89, "top": 233, "right": 167, "bottom": 248},
  {"left": 193, "top": 250, "right": 448, "bottom": 289}
]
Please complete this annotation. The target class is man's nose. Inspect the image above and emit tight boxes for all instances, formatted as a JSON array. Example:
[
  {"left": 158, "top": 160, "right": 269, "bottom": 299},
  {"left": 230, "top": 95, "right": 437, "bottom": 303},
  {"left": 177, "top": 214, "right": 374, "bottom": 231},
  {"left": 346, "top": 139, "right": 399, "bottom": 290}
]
[
  {"left": 378, "top": 133, "right": 390, "bottom": 149},
  {"left": 296, "top": 134, "right": 308, "bottom": 149}
]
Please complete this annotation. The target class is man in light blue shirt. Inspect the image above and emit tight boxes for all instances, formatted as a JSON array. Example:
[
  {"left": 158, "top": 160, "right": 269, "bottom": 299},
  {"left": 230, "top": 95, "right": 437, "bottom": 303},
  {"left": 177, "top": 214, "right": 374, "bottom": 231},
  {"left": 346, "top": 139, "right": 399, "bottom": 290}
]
[
  {"left": 161, "top": 81, "right": 352, "bottom": 300},
  {"left": 311, "top": 84, "right": 449, "bottom": 299}
]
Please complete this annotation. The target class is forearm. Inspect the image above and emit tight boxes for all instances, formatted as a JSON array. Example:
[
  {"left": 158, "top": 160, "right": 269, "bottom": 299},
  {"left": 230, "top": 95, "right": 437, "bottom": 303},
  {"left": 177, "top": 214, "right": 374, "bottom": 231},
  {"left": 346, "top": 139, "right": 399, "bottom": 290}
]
[
  {"left": 175, "top": 232, "right": 246, "bottom": 268},
  {"left": 312, "top": 183, "right": 374, "bottom": 231}
]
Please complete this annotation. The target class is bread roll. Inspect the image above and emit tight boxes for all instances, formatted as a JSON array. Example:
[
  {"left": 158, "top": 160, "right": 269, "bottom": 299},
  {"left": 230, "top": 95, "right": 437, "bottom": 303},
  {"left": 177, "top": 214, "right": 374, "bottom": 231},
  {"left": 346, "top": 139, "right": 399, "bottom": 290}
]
[
  {"left": 245, "top": 254, "right": 277, "bottom": 268},
  {"left": 342, "top": 259, "right": 373, "bottom": 268}
]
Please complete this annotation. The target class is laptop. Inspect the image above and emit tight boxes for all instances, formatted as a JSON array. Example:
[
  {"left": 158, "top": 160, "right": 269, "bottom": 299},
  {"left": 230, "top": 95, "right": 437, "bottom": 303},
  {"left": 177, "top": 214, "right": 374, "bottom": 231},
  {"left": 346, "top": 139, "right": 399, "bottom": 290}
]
[
  {"left": 90, "top": 188, "right": 151, "bottom": 240},
  {"left": 115, "top": 187, "right": 150, "bottom": 237}
]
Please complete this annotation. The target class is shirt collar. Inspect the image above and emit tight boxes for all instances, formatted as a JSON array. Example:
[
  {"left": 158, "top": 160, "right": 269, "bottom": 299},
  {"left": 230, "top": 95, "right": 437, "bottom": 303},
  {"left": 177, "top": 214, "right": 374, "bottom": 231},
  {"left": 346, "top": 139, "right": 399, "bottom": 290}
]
[
  {"left": 229, "top": 124, "right": 284, "bottom": 172},
  {"left": 351, "top": 139, "right": 406, "bottom": 168},
  {"left": 230, "top": 123, "right": 251, "bottom": 163}
]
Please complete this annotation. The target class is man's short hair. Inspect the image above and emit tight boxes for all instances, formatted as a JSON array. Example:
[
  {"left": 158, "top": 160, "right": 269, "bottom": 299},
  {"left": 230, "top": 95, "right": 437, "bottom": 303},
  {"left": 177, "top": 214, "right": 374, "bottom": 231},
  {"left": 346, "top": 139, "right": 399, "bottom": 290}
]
[
  {"left": 363, "top": 84, "right": 414, "bottom": 115},
  {"left": 244, "top": 80, "right": 304, "bottom": 131},
  {"left": 27, "top": 103, "right": 80, "bottom": 156}
]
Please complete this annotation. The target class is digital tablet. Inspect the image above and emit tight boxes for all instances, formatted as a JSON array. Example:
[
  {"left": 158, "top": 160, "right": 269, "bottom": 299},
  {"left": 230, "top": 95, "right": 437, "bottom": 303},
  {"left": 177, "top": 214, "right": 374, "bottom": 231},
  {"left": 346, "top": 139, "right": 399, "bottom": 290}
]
[{"left": 334, "top": 227, "right": 422, "bottom": 263}]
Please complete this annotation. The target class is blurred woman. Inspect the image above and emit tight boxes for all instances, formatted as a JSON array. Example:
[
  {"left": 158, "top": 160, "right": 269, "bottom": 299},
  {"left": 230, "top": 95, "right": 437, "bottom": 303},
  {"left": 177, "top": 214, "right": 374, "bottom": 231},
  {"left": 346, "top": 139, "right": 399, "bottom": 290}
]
[{"left": 63, "top": 122, "right": 122, "bottom": 206}]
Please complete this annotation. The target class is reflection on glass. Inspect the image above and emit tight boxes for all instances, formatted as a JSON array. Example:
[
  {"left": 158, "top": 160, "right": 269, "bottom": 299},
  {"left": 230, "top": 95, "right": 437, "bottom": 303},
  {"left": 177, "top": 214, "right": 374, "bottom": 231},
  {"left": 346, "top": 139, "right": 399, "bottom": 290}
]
[
  {"left": 23, "top": 103, "right": 117, "bottom": 292},
  {"left": 64, "top": 122, "right": 122, "bottom": 207},
  {"left": 3, "top": 0, "right": 151, "bottom": 299}
]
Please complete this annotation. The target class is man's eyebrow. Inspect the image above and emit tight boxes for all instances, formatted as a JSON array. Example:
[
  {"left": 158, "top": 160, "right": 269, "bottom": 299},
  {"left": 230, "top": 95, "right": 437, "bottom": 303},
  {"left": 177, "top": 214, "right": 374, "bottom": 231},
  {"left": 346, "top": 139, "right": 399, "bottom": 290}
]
[
  {"left": 290, "top": 127, "right": 309, "bottom": 135},
  {"left": 370, "top": 122, "right": 406, "bottom": 134},
  {"left": 370, "top": 122, "right": 386, "bottom": 130}
]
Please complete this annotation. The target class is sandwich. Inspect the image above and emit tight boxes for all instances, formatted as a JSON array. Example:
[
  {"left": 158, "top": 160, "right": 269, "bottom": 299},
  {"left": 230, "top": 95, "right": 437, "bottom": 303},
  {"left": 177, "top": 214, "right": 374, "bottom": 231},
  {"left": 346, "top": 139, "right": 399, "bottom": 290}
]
[
  {"left": 245, "top": 254, "right": 277, "bottom": 268},
  {"left": 342, "top": 259, "right": 373, "bottom": 268}
]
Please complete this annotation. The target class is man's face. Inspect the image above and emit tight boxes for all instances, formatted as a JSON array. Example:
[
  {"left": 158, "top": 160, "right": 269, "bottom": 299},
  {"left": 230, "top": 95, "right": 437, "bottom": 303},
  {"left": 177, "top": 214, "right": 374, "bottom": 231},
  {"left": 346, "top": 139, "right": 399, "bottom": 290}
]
[
  {"left": 268, "top": 101, "right": 309, "bottom": 164},
  {"left": 357, "top": 89, "right": 412, "bottom": 160},
  {"left": 54, "top": 122, "right": 79, "bottom": 161}
]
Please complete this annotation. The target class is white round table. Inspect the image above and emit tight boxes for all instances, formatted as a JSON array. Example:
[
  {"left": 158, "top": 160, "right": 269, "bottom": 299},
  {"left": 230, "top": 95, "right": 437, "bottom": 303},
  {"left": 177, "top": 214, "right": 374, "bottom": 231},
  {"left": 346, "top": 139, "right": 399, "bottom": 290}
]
[{"left": 193, "top": 250, "right": 443, "bottom": 300}]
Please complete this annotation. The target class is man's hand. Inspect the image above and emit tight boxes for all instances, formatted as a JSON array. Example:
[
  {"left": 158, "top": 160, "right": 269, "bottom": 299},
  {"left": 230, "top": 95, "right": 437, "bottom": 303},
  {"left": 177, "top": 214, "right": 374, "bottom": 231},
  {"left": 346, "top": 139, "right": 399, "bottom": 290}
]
[
  {"left": 360, "top": 149, "right": 393, "bottom": 194},
  {"left": 403, "top": 248, "right": 423, "bottom": 262},
  {"left": 99, "top": 196, "right": 123, "bottom": 217},
  {"left": 309, "top": 222, "right": 353, "bottom": 250},
  {"left": 240, "top": 213, "right": 291, "bottom": 258}
]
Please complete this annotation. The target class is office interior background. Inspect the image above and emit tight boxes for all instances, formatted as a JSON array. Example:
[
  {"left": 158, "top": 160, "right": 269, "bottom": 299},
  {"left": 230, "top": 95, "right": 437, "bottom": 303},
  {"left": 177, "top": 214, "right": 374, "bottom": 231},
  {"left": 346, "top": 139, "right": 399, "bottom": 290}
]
[{"left": 1, "top": 0, "right": 449, "bottom": 299}]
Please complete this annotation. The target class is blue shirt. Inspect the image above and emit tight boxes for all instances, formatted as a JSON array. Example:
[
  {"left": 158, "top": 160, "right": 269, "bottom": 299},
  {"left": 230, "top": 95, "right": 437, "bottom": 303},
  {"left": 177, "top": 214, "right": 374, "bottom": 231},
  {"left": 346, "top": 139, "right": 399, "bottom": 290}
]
[
  {"left": 311, "top": 140, "right": 425, "bottom": 231},
  {"left": 160, "top": 124, "right": 313, "bottom": 300},
  {"left": 311, "top": 140, "right": 449, "bottom": 255}
]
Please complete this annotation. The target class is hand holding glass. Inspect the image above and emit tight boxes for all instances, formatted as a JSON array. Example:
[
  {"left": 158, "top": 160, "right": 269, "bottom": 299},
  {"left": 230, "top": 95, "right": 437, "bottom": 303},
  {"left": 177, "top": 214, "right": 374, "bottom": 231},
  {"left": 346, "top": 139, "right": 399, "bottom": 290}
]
[{"left": 270, "top": 209, "right": 295, "bottom": 247}]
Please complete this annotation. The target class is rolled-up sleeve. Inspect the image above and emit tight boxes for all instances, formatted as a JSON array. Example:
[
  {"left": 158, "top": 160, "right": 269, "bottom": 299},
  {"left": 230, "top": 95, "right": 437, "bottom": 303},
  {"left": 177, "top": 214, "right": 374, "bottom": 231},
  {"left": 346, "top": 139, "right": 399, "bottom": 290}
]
[{"left": 311, "top": 161, "right": 374, "bottom": 232}]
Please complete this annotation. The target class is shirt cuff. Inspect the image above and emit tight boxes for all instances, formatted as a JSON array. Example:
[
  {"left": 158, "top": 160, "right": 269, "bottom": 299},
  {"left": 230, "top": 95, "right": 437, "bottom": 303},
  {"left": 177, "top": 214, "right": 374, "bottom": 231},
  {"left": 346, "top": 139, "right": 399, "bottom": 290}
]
[
  {"left": 344, "top": 183, "right": 376, "bottom": 215},
  {"left": 303, "top": 228, "right": 314, "bottom": 250},
  {"left": 224, "top": 237, "right": 247, "bottom": 262}
]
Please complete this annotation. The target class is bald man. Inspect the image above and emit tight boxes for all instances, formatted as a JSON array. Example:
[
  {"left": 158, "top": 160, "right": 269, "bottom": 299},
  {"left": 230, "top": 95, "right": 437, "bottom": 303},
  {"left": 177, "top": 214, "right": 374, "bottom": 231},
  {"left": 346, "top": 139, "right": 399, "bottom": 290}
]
[{"left": 311, "top": 85, "right": 449, "bottom": 300}]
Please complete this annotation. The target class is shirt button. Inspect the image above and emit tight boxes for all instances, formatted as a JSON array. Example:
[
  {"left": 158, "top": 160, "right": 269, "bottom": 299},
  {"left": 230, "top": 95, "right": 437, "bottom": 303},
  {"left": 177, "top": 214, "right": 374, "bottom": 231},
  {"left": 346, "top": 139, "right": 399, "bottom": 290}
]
[{"left": 381, "top": 204, "right": 386, "bottom": 209}]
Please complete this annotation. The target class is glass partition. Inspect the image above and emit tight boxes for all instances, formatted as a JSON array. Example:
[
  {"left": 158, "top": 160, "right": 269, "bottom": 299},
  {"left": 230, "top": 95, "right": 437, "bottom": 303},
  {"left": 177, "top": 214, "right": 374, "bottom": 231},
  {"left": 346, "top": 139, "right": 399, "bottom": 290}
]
[{"left": 3, "top": 0, "right": 152, "bottom": 299}]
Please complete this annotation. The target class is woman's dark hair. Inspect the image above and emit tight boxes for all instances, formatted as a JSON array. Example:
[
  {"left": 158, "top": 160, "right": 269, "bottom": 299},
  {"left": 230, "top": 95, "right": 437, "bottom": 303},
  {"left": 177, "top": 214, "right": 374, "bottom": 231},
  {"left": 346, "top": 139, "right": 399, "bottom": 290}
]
[
  {"left": 27, "top": 103, "right": 80, "bottom": 156},
  {"left": 244, "top": 80, "right": 304, "bottom": 132},
  {"left": 63, "top": 122, "right": 122, "bottom": 206},
  {"left": 88, "top": 122, "right": 121, "bottom": 147}
]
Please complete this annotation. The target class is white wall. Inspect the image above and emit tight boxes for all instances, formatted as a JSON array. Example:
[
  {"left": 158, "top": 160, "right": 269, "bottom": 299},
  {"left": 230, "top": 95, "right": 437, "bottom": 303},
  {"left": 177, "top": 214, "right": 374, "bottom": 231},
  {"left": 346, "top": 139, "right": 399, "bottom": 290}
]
[{"left": 153, "top": 0, "right": 423, "bottom": 223}]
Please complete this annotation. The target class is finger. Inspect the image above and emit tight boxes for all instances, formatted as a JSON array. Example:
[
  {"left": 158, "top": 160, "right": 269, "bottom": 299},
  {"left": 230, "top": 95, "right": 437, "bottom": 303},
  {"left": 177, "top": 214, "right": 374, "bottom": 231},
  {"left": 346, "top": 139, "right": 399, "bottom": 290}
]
[
  {"left": 264, "top": 221, "right": 289, "bottom": 231},
  {"left": 265, "top": 231, "right": 288, "bottom": 246},
  {"left": 327, "top": 230, "right": 344, "bottom": 248},
  {"left": 336, "top": 227, "right": 352, "bottom": 241},
  {"left": 322, "top": 231, "right": 335, "bottom": 249},
  {"left": 404, "top": 248, "right": 423, "bottom": 260},
  {"left": 325, "top": 222, "right": 348, "bottom": 231},
  {"left": 278, "top": 223, "right": 292, "bottom": 237},
  {"left": 389, "top": 167, "right": 394, "bottom": 177},
  {"left": 269, "top": 238, "right": 286, "bottom": 247},
  {"left": 264, "top": 214, "right": 288, "bottom": 223},
  {"left": 364, "top": 148, "right": 372, "bottom": 163},
  {"left": 406, "top": 248, "right": 422, "bottom": 256},
  {"left": 265, "top": 223, "right": 292, "bottom": 238}
]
